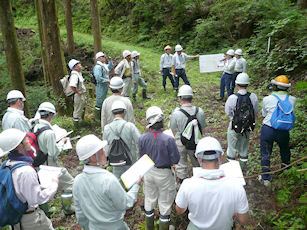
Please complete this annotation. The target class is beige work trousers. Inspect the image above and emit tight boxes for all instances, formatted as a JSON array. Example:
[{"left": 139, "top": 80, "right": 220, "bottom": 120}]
[
  {"left": 48, "top": 157, "right": 74, "bottom": 192},
  {"left": 73, "top": 93, "right": 86, "bottom": 120},
  {"left": 12, "top": 208, "right": 53, "bottom": 230},
  {"left": 121, "top": 77, "right": 132, "bottom": 97},
  {"left": 226, "top": 122, "right": 250, "bottom": 160},
  {"left": 143, "top": 167, "right": 176, "bottom": 216},
  {"left": 175, "top": 139, "right": 199, "bottom": 179}
]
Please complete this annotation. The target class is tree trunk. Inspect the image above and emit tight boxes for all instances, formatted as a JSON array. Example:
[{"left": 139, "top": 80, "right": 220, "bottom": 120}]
[
  {"left": 0, "top": 0, "right": 30, "bottom": 118},
  {"left": 90, "top": 0, "right": 102, "bottom": 53},
  {"left": 37, "top": 0, "right": 73, "bottom": 115},
  {"left": 34, "top": 0, "right": 50, "bottom": 87},
  {"left": 65, "top": 0, "right": 75, "bottom": 56}
]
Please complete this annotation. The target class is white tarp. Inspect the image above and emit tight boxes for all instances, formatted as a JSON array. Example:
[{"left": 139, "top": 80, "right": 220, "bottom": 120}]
[{"left": 199, "top": 54, "right": 225, "bottom": 73}]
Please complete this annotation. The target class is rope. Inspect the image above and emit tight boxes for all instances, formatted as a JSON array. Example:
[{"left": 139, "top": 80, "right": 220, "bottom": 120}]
[{"left": 244, "top": 156, "right": 307, "bottom": 179}]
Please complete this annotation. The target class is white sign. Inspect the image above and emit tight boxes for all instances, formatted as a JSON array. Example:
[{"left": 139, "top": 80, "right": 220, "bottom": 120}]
[{"left": 199, "top": 54, "right": 225, "bottom": 73}]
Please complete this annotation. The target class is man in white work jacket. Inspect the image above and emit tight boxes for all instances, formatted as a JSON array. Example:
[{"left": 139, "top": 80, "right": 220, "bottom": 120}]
[{"left": 73, "top": 134, "right": 141, "bottom": 230}]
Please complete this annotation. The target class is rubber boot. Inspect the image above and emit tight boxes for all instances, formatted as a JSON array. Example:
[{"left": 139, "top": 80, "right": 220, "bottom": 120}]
[
  {"left": 142, "top": 89, "right": 150, "bottom": 99},
  {"left": 81, "top": 108, "right": 86, "bottom": 120},
  {"left": 159, "top": 221, "right": 170, "bottom": 230},
  {"left": 73, "top": 120, "right": 79, "bottom": 128},
  {"left": 61, "top": 192, "right": 75, "bottom": 215},
  {"left": 239, "top": 160, "right": 247, "bottom": 173},
  {"left": 163, "top": 86, "right": 166, "bottom": 92},
  {"left": 94, "top": 109, "right": 101, "bottom": 120},
  {"left": 133, "top": 94, "right": 137, "bottom": 102},
  {"left": 145, "top": 216, "right": 154, "bottom": 230}
]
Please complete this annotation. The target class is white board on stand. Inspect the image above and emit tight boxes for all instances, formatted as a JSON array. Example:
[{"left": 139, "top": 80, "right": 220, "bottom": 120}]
[{"left": 199, "top": 54, "right": 225, "bottom": 73}]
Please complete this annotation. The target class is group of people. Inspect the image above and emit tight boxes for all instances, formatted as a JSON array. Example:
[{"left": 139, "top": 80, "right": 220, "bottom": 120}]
[{"left": 0, "top": 44, "right": 297, "bottom": 229}]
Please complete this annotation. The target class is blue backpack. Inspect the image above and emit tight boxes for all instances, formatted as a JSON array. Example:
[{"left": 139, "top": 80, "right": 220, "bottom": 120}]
[
  {"left": 270, "top": 94, "right": 296, "bottom": 130},
  {"left": 0, "top": 161, "right": 29, "bottom": 227}
]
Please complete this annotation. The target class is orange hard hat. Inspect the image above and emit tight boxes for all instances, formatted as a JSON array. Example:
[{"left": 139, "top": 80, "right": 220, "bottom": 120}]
[
  {"left": 271, "top": 75, "right": 291, "bottom": 88},
  {"left": 164, "top": 45, "right": 172, "bottom": 50}
]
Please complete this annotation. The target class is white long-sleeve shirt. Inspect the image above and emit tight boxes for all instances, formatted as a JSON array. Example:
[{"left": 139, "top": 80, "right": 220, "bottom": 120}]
[
  {"left": 160, "top": 53, "right": 173, "bottom": 69},
  {"left": 223, "top": 58, "right": 235, "bottom": 74},
  {"left": 234, "top": 57, "right": 247, "bottom": 73},
  {"left": 7, "top": 160, "right": 58, "bottom": 211}
]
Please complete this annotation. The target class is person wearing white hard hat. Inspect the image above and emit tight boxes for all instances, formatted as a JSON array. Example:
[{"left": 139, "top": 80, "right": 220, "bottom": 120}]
[
  {"left": 0, "top": 128, "right": 59, "bottom": 230},
  {"left": 93, "top": 52, "right": 114, "bottom": 118},
  {"left": 170, "top": 85, "right": 206, "bottom": 183},
  {"left": 101, "top": 77, "right": 135, "bottom": 130},
  {"left": 33, "top": 102, "right": 75, "bottom": 215},
  {"left": 131, "top": 51, "right": 149, "bottom": 101},
  {"left": 175, "top": 137, "right": 249, "bottom": 230},
  {"left": 218, "top": 49, "right": 236, "bottom": 100},
  {"left": 260, "top": 75, "right": 296, "bottom": 186},
  {"left": 103, "top": 100, "right": 140, "bottom": 178},
  {"left": 73, "top": 134, "right": 141, "bottom": 230},
  {"left": 160, "top": 45, "right": 175, "bottom": 91},
  {"left": 225, "top": 73, "right": 258, "bottom": 170},
  {"left": 172, "top": 44, "right": 199, "bottom": 90},
  {"left": 2, "top": 90, "right": 31, "bottom": 132},
  {"left": 68, "top": 59, "right": 87, "bottom": 126},
  {"left": 115, "top": 50, "right": 133, "bottom": 97},
  {"left": 139, "top": 106, "right": 180, "bottom": 230},
  {"left": 231, "top": 49, "right": 247, "bottom": 92}
]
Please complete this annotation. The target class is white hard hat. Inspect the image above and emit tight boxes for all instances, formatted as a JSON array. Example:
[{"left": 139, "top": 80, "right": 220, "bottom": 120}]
[
  {"left": 131, "top": 51, "right": 140, "bottom": 58},
  {"left": 226, "top": 49, "right": 235, "bottom": 56},
  {"left": 7, "top": 90, "right": 26, "bottom": 102},
  {"left": 68, "top": 59, "right": 80, "bottom": 70},
  {"left": 110, "top": 77, "right": 124, "bottom": 89},
  {"left": 175, "top": 44, "right": 183, "bottom": 52},
  {"left": 76, "top": 134, "right": 107, "bottom": 161},
  {"left": 0, "top": 129, "right": 26, "bottom": 157},
  {"left": 235, "top": 73, "right": 250, "bottom": 85},
  {"left": 146, "top": 106, "right": 164, "bottom": 121},
  {"left": 96, "top": 52, "right": 105, "bottom": 59},
  {"left": 195, "top": 137, "right": 224, "bottom": 159},
  {"left": 235, "top": 49, "right": 243, "bottom": 56},
  {"left": 111, "top": 100, "right": 127, "bottom": 111},
  {"left": 38, "top": 102, "right": 56, "bottom": 114},
  {"left": 178, "top": 85, "right": 193, "bottom": 97},
  {"left": 123, "top": 50, "right": 131, "bottom": 58}
]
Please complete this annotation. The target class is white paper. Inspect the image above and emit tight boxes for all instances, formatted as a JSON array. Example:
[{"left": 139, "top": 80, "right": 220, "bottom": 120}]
[
  {"left": 52, "top": 124, "right": 73, "bottom": 142},
  {"left": 199, "top": 54, "right": 225, "bottom": 73},
  {"left": 193, "top": 160, "right": 246, "bottom": 186},
  {"left": 38, "top": 165, "right": 62, "bottom": 188},
  {"left": 121, "top": 154, "right": 155, "bottom": 189},
  {"left": 163, "top": 129, "right": 174, "bottom": 138},
  {"left": 63, "top": 138, "right": 72, "bottom": 150}
]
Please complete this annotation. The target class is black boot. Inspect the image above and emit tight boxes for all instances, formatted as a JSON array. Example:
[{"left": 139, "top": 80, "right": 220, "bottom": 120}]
[
  {"left": 133, "top": 94, "right": 137, "bottom": 101},
  {"left": 142, "top": 89, "right": 150, "bottom": 99}
]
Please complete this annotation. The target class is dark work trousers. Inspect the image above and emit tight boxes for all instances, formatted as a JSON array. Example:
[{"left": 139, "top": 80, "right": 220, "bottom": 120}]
[
  {"left": 231, "top": 72, "right": 241, "bottom": 93},
  {"left": 175, "top": 69, "right": 191, "bottom": 89},
  {"left": 260, "top": 125, "right": 291, "bottom": 181},
  {"left": 162, "top": 68, "right": 175, "bottom": 88},
  {"left": 220, "top": 72, "right": 233, "bottom": 98}
]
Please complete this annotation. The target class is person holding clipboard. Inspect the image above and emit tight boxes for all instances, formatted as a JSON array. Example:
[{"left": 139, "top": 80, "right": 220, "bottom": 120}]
[{"left": 138, "top": 106, "right": 180, "bottom": 230}]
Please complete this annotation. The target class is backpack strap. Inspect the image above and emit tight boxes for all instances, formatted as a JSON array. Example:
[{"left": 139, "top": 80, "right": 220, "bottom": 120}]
[
  {"left": 34, "top": 126, "right": 51, "bottom": 137},
  {"left": 179, "top": 108, "right": 191, "bottom": 118},
  {"left": 109, "top": 122, "right": 127, "bottom": 138},
  {"left": 2, "top": 160, "right": 30, "bottom": 171}
]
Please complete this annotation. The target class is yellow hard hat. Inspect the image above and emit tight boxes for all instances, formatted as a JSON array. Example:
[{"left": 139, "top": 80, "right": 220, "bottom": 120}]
[
  {"left": 271, "top": 75, "right": 291, "bottom": 88},
  {"left": 164, "top": 45, "right": 172, "bottom": 50}
]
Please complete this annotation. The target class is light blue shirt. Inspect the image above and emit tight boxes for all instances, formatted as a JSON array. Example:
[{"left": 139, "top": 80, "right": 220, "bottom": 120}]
[
  {"left": 93, "top": 61, "right": 113, "bottom": 84},
  {"left": 2, "top": 107, "right": 31, "bottom": 132},
  {"left": 172, "top": 52, "right": 190, "bottom": 69},
  {"left": 262, "top": 91, "right": 296, "bottom": 127},
  {"left": 73, "top": 165, "right": 139, "bottom": 230},
  {"left": 234, "top": 57, "right": 246, "bottom": 73}
]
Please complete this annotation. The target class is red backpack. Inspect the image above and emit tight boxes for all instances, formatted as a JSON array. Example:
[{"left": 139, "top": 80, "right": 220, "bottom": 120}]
[{"left": 26, "top": 126, "right": 51, "bottom": 167}]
